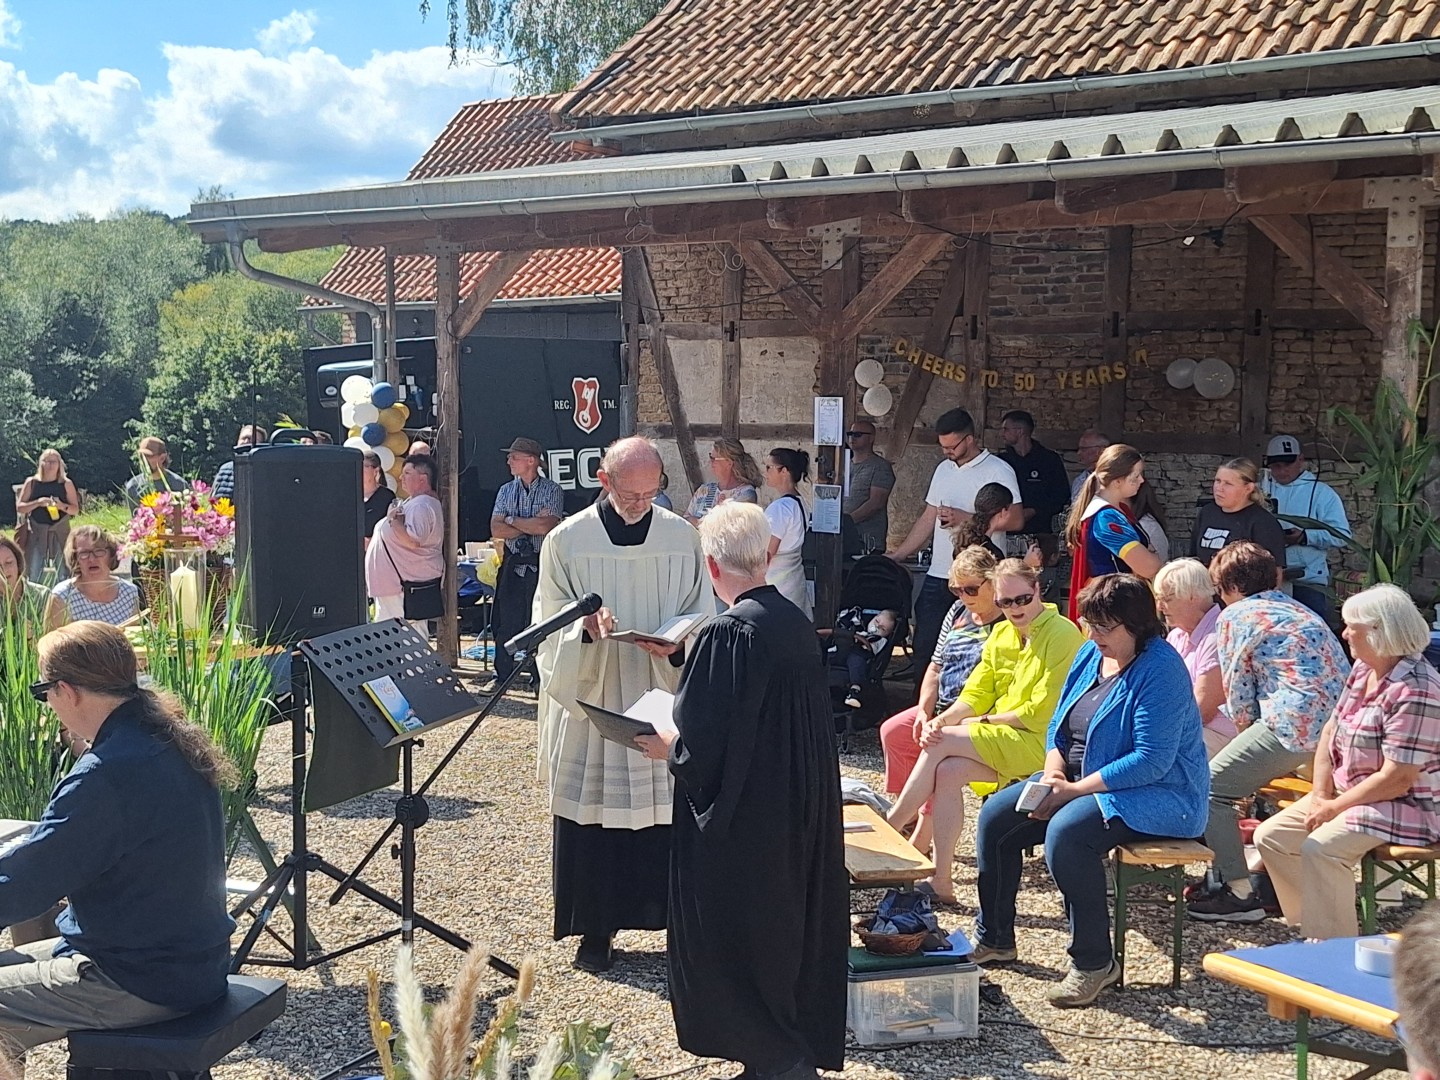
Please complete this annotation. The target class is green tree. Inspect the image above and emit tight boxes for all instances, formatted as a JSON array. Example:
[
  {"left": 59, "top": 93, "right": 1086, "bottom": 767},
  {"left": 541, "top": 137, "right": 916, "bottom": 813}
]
[{"left": 423, "top": 0, "right": 663, "bottom": 92}]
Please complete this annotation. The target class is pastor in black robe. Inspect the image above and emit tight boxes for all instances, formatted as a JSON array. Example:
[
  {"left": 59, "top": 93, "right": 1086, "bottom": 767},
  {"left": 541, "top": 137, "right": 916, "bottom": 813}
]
[{"left": 667, "top": 584, "right": 847, "bottom": 1076}]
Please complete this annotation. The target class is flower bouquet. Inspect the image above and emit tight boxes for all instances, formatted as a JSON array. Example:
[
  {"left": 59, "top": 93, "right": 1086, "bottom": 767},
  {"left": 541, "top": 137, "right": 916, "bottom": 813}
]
[{"left": 122, "top": 481, "right": 236, "bottom": 621}]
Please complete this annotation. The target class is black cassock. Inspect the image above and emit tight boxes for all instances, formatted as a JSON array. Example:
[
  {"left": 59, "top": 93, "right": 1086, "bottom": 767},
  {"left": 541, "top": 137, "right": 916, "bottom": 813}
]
[{"left": 667, "top": 585, "right": 847, "bottom": 1074}]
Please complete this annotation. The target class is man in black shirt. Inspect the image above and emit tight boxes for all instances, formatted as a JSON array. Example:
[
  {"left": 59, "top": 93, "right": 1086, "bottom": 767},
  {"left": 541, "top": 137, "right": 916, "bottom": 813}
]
[{"left": 998, "top": 411, "right": 1071, "bottom": 535}]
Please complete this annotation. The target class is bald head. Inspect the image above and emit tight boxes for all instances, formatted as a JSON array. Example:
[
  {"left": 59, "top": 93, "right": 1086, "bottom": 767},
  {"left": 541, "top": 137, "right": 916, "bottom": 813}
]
[
  {"left": 600, "top": 436, "right": 663, "bottom": 479},
  {"left": 598, "top": 437, "right": 664, "bottom": 525}
]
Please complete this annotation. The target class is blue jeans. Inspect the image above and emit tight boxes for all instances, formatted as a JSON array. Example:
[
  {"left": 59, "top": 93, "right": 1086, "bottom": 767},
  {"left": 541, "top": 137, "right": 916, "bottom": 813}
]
[
  {"left": 975, "top": 777, "right": 1162, "bottom": 972},
  {"left": 910, "top": 576, "right": 952, "bottom": 693},
  {"left": 1291, "top": 583, "right": 1331, "bottom": 625}
]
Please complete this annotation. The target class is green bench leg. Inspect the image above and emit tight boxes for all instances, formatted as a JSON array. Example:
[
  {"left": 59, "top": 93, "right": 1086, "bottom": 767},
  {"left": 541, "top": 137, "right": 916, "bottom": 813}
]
[
  {"left": 1359, "top": 856, "right": 1378, "bottom": 935},
  {"left": 1296, "top": 1008, "right": 1309, "bottom": 1080},
  {"left": 1168, "top": 866, "right": 1184, "bottom": 989},
  {"left": 1113, "top": 861, "right": 1129, "bottom": 988},
  {"left": 1112, "top": 862, "right": 1186, "bottom": 989}
]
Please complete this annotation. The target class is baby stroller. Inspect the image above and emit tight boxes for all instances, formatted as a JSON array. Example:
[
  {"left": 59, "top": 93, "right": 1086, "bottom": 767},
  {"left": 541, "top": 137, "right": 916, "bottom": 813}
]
[{"left": 825, "top": 555, "right": 913, "bottom": 748}]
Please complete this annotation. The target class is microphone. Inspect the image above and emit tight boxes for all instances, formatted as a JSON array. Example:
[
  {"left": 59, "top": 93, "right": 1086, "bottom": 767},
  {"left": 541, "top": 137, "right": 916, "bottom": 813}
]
[{"left": 505, "top": 593, "right": 603, "bottom": 655}]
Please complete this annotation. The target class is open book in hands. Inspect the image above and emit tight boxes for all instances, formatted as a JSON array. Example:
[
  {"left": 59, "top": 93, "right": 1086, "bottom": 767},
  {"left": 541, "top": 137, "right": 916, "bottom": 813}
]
[
  {"left": 607, "top": 613, "right": 708, "bottom": 647},
  {"left": 576, "top": 688, "right": 677, "bottom": 747}
]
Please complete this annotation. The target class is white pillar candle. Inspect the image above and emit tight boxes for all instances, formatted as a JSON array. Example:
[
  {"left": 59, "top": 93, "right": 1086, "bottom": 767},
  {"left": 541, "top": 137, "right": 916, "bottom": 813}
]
[{"left": 169, "top": 565, "right": 203, "bottom": 631}]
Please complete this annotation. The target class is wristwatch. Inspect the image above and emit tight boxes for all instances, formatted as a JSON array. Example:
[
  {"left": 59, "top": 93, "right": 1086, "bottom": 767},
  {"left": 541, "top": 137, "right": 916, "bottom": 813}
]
[{"left": 505, "top": 515, "right": 515, "bottom": 525}]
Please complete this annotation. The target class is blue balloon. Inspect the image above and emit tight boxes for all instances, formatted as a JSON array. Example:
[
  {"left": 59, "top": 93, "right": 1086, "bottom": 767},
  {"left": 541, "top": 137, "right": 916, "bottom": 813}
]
[
  {"left": 361, "top": 422, "right": 387, "bottom": 446},
  {"left": 369, "top": 381, "right": 398, "bottom": 409}
]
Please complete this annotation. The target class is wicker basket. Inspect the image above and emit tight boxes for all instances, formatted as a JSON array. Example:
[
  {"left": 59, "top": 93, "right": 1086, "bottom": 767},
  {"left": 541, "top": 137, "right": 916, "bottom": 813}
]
[{"left": 854, "top": 917, "right": 927, "bottom": 957}]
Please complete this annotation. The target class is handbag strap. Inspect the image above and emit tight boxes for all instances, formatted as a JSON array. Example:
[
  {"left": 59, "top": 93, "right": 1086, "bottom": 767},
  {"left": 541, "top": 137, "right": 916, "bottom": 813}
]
[{"left": 378, "top": 533, "right": 403, "bottom": 581}]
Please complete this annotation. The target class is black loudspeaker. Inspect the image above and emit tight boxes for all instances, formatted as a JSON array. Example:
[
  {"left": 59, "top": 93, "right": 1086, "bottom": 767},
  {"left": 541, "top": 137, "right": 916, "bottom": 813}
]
[{"left": 234, "top": 446, "right": 365, "bottom": 643}]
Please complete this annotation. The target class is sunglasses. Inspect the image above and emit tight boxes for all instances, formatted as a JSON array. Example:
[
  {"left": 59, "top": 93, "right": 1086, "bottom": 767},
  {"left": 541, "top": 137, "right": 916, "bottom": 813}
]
[
  {"left": 29, "top": 680, "right": 57, "bottom": 703},
  {"left": 844, "top": 431, "right": 873, "bottom": 439},
  {"left": 996, "top": 591, "right": 1037, "bottom": 609},
  {"left": 951, "top": 584, "right": 984, "bottom": 597}
]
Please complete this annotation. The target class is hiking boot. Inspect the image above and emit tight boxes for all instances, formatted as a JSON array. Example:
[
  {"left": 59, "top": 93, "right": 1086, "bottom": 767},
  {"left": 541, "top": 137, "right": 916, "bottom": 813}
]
[
  {"left": 843, "top": 686, "right": 863, "bottom": 709},
  {"left": 1047, "top": 961, "right": 1120, "bottom": 1008},
  {"left": 1187, "top": 886, "right": 1268, "bottom": 924},
  {"left": 971, "top": 942, "right": 1018, "bottom": 966}
]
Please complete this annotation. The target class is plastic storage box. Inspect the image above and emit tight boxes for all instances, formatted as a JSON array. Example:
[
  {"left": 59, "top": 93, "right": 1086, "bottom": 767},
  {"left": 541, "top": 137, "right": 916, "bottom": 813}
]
[{"left": 846, "top": 933, "right": 979, "bottom": 1046}]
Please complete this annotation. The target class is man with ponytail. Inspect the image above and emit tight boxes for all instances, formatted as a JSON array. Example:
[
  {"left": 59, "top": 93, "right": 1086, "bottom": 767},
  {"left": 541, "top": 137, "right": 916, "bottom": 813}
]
[{"left": 0, "top": 621, "right": 234, "bottom": 1061}]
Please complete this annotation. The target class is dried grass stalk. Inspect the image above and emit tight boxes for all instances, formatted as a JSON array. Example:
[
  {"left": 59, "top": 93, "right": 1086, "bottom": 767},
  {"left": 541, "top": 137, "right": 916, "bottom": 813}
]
[
  {"left": 366, "top": 967, "right": 396, "bottom": 1080},
  {"left": 527, "top": 1035, "right": 563, "bottom": 1080},
  {"left": 429, "top": 944, "right": 491, "bottom": 1080},
  {"left": 394, "top": 945, "right": 435, "bottom": 1080}
]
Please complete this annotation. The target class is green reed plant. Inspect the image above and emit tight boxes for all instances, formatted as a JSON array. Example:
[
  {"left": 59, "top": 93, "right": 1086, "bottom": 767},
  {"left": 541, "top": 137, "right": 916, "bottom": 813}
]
[
  {"left": 0, "top": 607, "right": 67, "bottom": 820},
  {"left": 138, "top": 571, "right": 274, "bottom": 857}
]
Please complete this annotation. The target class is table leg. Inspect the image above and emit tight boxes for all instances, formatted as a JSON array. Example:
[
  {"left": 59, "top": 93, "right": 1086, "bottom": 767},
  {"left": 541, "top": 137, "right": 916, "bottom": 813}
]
[{"left": 1296, "top": 1008, "right": 1309, "bottom": 1080}]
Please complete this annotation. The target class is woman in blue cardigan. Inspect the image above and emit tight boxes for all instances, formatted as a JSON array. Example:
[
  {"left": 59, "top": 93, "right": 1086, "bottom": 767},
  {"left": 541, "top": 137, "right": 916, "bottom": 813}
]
[{"left": 972, "top": 574, "right": 1210, "bottom": 1008}]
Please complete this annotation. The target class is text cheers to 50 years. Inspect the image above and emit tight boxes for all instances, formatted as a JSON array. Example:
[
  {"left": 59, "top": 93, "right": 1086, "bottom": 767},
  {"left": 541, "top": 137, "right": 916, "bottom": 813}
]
[{"left": 891, "top": 337, "right": 1132, "bottom": 391}]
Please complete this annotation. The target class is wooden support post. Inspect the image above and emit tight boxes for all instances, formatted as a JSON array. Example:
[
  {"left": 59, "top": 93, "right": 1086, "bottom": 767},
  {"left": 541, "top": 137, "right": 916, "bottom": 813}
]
[
  {"left": 454, "top": 252, "right": 530, "bottom": 340},
  {"left": 735, "top": 240, "right": 824, "bottom": 326},
  {"left": 383, "top": 250, "right": 400, "bottom": 386},
  {"left": 1240, "top": 226, "right": 1276, "bottom": 454},
  {"left": 625, "top": 249, "right": 704, "bottom": 490},
  {"left": 1101, "top": 227, "right": 1131, "bottom": 436},
  {"left": 885, "top": 244, "right": 966, "bottom": 462},
  {"left": 721, "top": 247, "right": 743, "bottom": 437},
  {"left": 433, "top": 247, "right": 463, "bottom": 667},
  {"left": 1381, "top": 189, "right": 1426, "bottom": 408},
  {"left": 962, "top": 240, "right": 991, "bottom": 431},
  {"left": 1250, "top": 215, "right": 1388, "bottom": 337},
  {"left": 815, "top": 237, "right": 860, "bottom": 628},
  {"left": 621, "top": 259, "right": 641, "bottom": 436}
]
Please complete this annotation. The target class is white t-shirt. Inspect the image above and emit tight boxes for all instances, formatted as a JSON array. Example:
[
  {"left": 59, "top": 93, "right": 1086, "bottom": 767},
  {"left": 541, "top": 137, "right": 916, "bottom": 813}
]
[
  {"left": 924, "top": 450, "right": 1021, "bottom": 580},
  {"left": 765, "top": 495, "right": 807, "bottom": 552}
]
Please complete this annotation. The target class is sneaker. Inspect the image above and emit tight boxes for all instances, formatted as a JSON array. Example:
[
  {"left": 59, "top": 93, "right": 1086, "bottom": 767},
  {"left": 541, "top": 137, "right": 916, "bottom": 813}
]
[
  {"left": 843, "top": 686, "right": 863, "bottom": 709},
  {"left": 479, "top": 677, "right": 501, "bottom": 695},
  {"left": 1047, "top": 961, "right": 1121, "bottom": 1008},
  {"left": 1187, "top": 886, "right": 1268, "bottom": 924},
  {"left": 970, "top": 942, "right": 1018, "bottom": 966}
]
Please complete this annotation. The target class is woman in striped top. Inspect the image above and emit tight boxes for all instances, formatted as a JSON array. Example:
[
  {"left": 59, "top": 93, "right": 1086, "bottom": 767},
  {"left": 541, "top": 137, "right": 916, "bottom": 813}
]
[{"left": 46, "top": 526, "right": 140, "bottom": 630}]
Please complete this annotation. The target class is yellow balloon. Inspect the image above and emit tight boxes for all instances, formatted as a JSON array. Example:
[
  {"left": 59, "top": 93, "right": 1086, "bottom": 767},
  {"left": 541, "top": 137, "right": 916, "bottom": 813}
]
[
  {"left": 392, "top": 401, "right": 410, "bottom": 422},
  {"left": 347, "top": 426, "right": 361, "bottom": 438},
  {"left": 384, "top": 430, "right": 410, "bottom": 456},
  {"left": 379, "top": 407, "right": 406, "bottom": 433},
  {"left": 387, "top": 459, "right": 405, "bottom": 477}
]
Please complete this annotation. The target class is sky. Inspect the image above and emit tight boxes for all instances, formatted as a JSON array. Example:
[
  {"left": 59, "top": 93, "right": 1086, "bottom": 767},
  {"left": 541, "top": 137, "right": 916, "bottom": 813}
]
[{"left": 0, "top": 0, "right": 516, "bottom": 221}]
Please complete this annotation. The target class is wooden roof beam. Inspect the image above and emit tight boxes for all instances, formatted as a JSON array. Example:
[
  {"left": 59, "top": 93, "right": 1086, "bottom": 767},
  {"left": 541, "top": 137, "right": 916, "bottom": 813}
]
[
  {"left": 1250, "top": 214, "right": 1387, "bottom": 336},
  {"left": 1225, "top": 161, "right": 1339, "bottom": 203},
  {"left": 1055, "top": 172, "right": 1178, "bottom": 215},
  {"left": 735, "top": 240, "right": 824, "bottom": 329}
]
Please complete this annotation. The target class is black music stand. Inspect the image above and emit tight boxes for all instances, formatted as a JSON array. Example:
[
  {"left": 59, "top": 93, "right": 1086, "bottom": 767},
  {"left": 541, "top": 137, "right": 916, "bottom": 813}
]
[{"left": 229, "top": 621, "right": 516, "bottom": 975}]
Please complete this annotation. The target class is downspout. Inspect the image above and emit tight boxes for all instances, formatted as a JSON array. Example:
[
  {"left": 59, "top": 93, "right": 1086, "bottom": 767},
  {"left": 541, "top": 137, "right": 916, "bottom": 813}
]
[
  {"left": 554, "top": 39, "right": 1440, "bottom": 145},
  {"left": 226, "top": 230, "right": 387, "bottom": 381}
]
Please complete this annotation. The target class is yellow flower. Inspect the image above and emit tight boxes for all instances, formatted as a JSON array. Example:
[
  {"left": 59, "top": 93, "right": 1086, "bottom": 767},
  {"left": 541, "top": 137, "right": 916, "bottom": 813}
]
[
  {"left": 139, "top": 492, "right": 161, "bottom": 509},
  {"left": 213, "top": 498, "right": 235, "bottom": 517}
]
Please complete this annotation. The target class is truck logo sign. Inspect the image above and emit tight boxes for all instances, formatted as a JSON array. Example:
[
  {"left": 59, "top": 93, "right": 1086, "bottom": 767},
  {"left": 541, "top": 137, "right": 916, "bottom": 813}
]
[{"left": 572, "top": 377, "right": 602, "bottom": 434}]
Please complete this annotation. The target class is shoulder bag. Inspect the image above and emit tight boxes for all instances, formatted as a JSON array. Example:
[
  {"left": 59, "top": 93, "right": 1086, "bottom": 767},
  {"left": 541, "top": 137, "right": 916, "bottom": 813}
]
[{"left": 379, "top": 534, "right": 444, "bottom": 621}]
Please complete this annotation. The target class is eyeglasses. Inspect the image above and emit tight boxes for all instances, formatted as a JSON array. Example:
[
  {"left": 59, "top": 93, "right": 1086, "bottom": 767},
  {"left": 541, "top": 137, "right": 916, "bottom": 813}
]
[
  {"left": 73, "top": 548, "right": 106, "bottom": 559},
  {"left": 951, "top": 584, "right": 984, "bottom": 597},
  {"left": 996, "top": 590, "right": 1037, "bottom": 609},
  {"left": 29, "top": 680, "right": 57, "bottom": 703},
  {"left": 845, "top": 431, "right": 873, "bottom": 439},
  {"left": 610, "top": 485, "right": 661, "bottom": 505},
  {"left": 1082, "top": 620, "right": 1122, "bottom": 636}
]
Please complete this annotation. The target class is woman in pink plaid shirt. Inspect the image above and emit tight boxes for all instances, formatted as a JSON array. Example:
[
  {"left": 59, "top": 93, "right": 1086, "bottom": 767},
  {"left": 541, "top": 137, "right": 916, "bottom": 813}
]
[{"left": 1255, "top": 583, "right": 1440, "bottom": 939}]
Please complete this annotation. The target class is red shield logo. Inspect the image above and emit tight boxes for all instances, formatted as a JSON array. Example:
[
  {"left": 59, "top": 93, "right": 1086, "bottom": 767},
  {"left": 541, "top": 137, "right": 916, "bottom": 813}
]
[{"left": 572, "top": 377, "right": 602, "bottom": 434}]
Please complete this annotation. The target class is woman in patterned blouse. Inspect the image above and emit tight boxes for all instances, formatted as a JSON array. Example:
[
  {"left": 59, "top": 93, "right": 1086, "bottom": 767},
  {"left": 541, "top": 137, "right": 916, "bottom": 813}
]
[
  {"left": 1254, "top": 583, "right": 1440, "bottom": 939},
  {"left": 45, "top": 526, "right": 140, "bottom": 630},
  {"left": 1189, "top": 541, "right": 1350, "bottom": 924}
]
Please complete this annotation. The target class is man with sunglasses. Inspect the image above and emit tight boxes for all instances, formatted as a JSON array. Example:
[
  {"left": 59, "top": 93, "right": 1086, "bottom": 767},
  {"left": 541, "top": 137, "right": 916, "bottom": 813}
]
[
  {"left": 841, "top": 421, "right": 894, "bottom": 554},
  {"left": 532, "top": 437, "right": 711, "bottom": 975},
  {"left": 887, "top": 408, "right": 1020, "bottom": 692}
]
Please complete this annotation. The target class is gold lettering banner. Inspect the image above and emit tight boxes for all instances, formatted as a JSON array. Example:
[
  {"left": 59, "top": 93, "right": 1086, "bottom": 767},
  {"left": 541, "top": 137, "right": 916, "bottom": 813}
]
[{"left": 890, "top": 337, "right": 1129, "bottom": 391}]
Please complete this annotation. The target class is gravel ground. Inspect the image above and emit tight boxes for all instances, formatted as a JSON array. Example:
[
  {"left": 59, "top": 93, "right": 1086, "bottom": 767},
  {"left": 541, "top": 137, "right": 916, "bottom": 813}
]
[{"left": 21, "top": 668, "right": 1414, "bottom": 1080}]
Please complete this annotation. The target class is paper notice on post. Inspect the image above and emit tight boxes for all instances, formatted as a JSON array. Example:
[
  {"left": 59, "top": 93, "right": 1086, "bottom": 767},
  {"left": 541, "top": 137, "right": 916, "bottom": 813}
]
[
  {"left": 814, "top": 396, "right": 845, "bottom": 446},
  {"left": 812, "top": 484, "right": 843, "bottom": 535}
]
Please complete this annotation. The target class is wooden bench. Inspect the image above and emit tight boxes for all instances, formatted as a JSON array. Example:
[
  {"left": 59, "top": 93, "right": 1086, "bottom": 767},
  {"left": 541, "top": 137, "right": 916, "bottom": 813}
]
[
  {"left": 843, "top": 804, "right": 934, "bottom": 891},
  {"left": 1257, "top": 775, "right": 1312, "bottom": 809},
  {"left": 1360, "top": 843, "right": 1440, "bottom": 933},
  {"left": 1113, "top": 839, "right": 1215, "bottom": 989}
]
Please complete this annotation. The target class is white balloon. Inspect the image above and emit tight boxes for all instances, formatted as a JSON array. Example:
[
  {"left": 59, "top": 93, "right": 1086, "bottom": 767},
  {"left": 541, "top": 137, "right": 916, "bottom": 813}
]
[
  {"left": 350, "top": 402, "right": 380, "bottom": 426},
  {"left": 854, "top": 358, "right": 885, "bottom": 389},
  {"left": 1194, "top": 357, "right": 1236, "bottom": 399},
  {"left": 344, "top": 436, "right": 369, "bottom": 451},
  {"left": 374, "top": 445, "right": 395, "bottom": 471},
  {"left": 341, "top": 375, "right": 373, "bottom": 404},
  {"left": 1165, "top": 357, "right": 1197, "bottom": 390},
  {"left": 340, "top": 402, "right": 359, "bottom": 428},
  {"left": 862, "top": 384, "right": 894, "bottom": 417},
  {"left": 385, "top": 472, "right": 398, "bottom": 492}
]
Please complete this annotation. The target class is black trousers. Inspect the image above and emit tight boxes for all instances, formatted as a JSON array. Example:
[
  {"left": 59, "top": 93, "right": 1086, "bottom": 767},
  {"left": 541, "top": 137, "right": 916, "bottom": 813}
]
[{"left": 491, "top": 553, "right": 540, "bottom": 680}]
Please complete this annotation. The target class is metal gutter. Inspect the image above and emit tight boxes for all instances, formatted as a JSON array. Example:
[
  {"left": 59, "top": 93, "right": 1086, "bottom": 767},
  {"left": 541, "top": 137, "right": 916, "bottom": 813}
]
[
  {"left": 552, "top": 39, "right": 1440, "bottom": 145},
  {"left": 304, "top": 292, "right": 623, "bottom": 312},
  {"left": 198, "top": 132, "right": 1440, "bottom": 241},
  {"left": 227, "top": 234, "right": 388, "bottom": 380}
]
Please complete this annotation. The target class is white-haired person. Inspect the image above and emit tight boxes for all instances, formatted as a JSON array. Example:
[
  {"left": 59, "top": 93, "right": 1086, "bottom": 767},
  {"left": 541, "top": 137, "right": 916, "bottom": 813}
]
[
  {"left": 637, "top": 502, "right": 844, "bottom": 1080},
  {"left": 1253, "top": 584, "right": 1440, "bottom": 939},
  {"left": 1154, "top": 558, "right": 1237, "bottom": 758},
  {"left": 1396, "top": 901, "right": 1440, "bottom": 1080}
]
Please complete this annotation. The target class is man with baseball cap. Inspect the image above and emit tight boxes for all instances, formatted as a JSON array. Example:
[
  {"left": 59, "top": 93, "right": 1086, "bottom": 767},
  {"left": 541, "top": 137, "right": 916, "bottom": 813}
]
[
  {"left": 489, "top": 437, "right": 565, "bottom": 688},
  {"left": 1261, "top": 434, "right": 1350, "bottom": 621}
]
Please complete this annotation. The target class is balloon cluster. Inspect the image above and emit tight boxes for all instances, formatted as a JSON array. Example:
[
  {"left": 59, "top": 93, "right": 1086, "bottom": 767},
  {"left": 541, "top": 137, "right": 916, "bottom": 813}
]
[{"left": 340, "top": 375, "right": 411, "bottom": 490}]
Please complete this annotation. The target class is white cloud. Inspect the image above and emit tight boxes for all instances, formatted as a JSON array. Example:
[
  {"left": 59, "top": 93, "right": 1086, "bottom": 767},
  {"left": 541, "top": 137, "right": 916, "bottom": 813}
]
[
  {"left": 256, "top": 10, "right": 317, "bottom": 55},
  {"left": 0, "top": 43, "right": 515, "bottom": 221},
  {"left": 0, "top": 1, "right": 21, "bottom": 49}
]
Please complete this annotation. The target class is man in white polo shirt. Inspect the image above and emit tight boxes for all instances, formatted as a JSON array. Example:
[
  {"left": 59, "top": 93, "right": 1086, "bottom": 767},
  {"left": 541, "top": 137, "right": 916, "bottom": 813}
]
[{"left": 887, "top": 407, "right": 1020, "bottom": 693}]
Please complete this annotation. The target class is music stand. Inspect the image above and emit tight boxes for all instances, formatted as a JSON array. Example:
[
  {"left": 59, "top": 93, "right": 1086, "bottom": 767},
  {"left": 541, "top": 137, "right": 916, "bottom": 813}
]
[{"left": 229, "top": 621, "right": 517, "bottom": 976}]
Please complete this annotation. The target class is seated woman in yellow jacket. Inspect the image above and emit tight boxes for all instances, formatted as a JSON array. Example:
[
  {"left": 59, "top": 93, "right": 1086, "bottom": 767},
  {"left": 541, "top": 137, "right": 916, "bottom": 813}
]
[{"left": 887, "top": 558, "right": 1083, "bottom": 901}]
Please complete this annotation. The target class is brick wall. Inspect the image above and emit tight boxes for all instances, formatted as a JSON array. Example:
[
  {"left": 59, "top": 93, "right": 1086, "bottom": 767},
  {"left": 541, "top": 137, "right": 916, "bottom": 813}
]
[{"left": 638, "top": 212, "right": 1417, "bottom": 588}]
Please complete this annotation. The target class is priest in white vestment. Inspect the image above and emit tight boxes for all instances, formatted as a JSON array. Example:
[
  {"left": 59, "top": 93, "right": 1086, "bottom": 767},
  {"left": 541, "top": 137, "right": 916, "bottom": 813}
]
[{"left": 534, "top": 437, "right": 711, "bottom": 973}]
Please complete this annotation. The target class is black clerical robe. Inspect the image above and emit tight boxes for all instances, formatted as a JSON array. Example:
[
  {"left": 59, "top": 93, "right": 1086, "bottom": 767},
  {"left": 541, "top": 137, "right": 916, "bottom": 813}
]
[{"left": 667, "top": 585, "right": 847, "bottom": 1074}]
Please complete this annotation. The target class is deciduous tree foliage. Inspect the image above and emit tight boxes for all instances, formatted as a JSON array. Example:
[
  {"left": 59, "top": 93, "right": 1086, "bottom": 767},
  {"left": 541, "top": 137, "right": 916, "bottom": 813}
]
[{"left": 424, "top": 0, "right": 663, "bottom": 93}]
